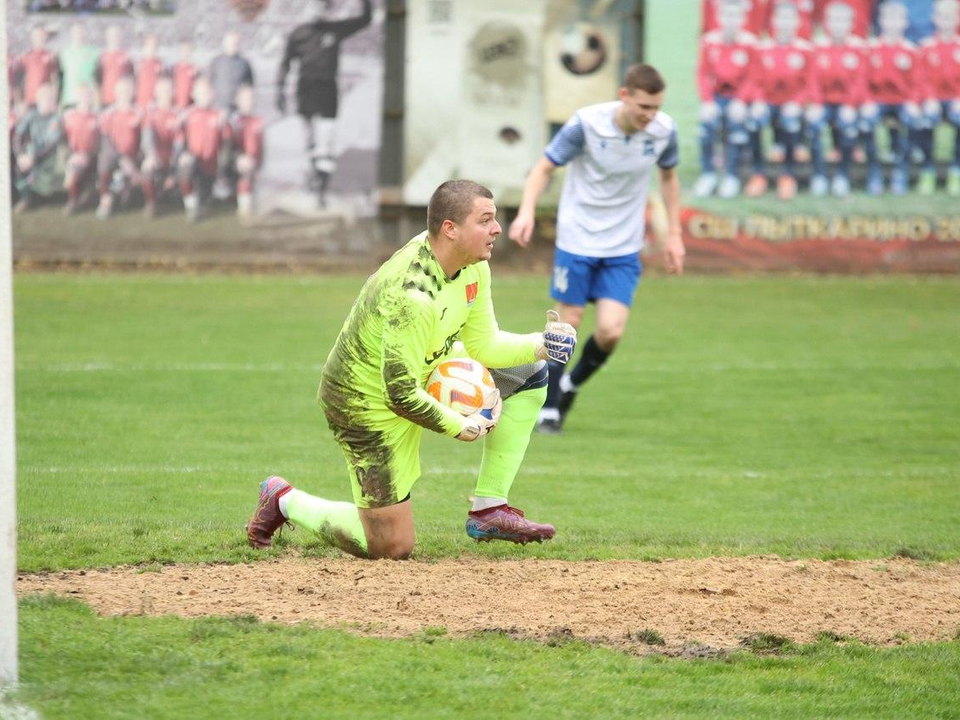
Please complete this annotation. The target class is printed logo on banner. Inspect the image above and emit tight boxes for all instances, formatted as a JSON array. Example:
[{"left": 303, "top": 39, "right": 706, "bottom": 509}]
[{"left": 229, "top": 0, "right": 269, "bottom": 22}]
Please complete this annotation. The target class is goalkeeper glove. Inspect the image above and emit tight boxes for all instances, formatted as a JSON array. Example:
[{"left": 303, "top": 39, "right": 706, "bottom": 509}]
[
  {"left": 535, "top": 310, "right": 577, "bottom": 364},
  {"left": 456, "top": 395, "right": 502, "bottom": 442}
]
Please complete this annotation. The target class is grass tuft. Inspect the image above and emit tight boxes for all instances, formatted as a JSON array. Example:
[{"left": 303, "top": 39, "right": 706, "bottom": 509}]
[
  {"left": 630, "top": 628, "right": 666, "bottom": 646},
  {"left": 816, "top": 631, "right": 850, "bottom": 644},
  {"left": 417, "top": 626, "right": 448, "bottom": 643},
  {"left": 19, "top": 593, "right": 93, "bottom": 614},
  {"left": 893, "top": 547, "right": 937, "bottom": 561},
  {"left": 742, "top": 633, "right": 796, "bottom": 654}
]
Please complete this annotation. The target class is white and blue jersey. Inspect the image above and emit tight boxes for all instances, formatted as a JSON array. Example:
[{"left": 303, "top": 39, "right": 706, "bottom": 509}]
[{"left": 546, "top": 101, "right": 678, "bottom": 259}]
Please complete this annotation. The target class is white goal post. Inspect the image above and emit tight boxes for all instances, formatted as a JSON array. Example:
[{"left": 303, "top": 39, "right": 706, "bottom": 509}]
[{"left": 0, "top": 0, "right": 19, "bottom": 685}]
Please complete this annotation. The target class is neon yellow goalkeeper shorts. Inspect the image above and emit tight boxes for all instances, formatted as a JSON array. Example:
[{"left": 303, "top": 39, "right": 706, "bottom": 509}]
[{"left": 322, "top": 407, "right": 423, "bottom": 509}]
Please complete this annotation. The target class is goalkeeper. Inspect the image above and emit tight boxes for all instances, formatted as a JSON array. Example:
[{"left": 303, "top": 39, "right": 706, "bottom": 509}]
[{"left": 247, "top": 180, "right": 577, "bottom": 559}]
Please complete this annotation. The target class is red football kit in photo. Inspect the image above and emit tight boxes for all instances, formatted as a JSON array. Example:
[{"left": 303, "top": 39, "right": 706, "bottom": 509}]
[
  {"left": 918, "top": 35, "right": 960, "bottom": 101},
  {"left": 183, "top": 107, "right": 228, "bottom": 174},
  {"left": 100, "top": 107, "right": 143, "bottom": 158},
  {"left": 173, "top": 62, "right": 197, "bottom": 108},
  {"left": 752, "top": 38, "right": 818, "bottom": 104},
  {"left": 867, "top": 39, "right": 922, "bottom": 104},
  {"left": 143, "top": 106, "right": 182, "bottom": 167},
  {"left": 813, "top": 37, "right": 870, "bottom": 105},
  {"left": 233, "top": 115, "right": 264, "bottom": 165},
  {"left": 63, "top": 108, "right": 100, "bottom": 154},
  {"left": 231, "top": 113, "right": 264, "bottom": 194},
  {"left": 99, "top": 50, "right": 134, "bottom": 106},
  {"left": 19, "top": 49, "right": 58, "bottom": 105},
  {"left": 136, "top": 57, "right": 165, "bottom": 108},
  {"left": 698, "top": 30, "right": 759, "bottom": 101}
]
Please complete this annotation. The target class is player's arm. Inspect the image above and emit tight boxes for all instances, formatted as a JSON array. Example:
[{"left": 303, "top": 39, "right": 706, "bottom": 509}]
[
  {"left": 508, "top": 157, "right": 556, "bottom": 248},
  {"left": 657, "top": 130, "right": 684, "bottom": 275},
  {"left": 380, "top": 290, "right": 474, "bottom": 438},
  {"left": 460, "top": 263, "right": 541, "bottom": 367},
  {"left": 332, "top": 0, "right": 373, "bottom": 40},
  {"left": 509, "top": 113, "right": 585, "bottom": 248}
]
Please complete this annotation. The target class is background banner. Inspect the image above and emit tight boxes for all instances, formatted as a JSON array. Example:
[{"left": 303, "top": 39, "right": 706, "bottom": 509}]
[
  {"left": 7, "top": 0, "right": 385, "bottom": 246},
  {"left": 647, "top": 0, "right": 960, "bottom": 272}
]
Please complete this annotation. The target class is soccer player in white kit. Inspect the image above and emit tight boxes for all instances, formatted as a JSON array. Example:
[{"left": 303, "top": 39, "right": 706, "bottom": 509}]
[{"left": 509, "top": 64, "right": 686, "bottom": 434}]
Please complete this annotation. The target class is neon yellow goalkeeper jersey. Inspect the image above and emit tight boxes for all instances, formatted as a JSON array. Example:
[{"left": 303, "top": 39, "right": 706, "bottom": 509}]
[{"left": 319, "top": 232, "right": 539, "bottom": 437}]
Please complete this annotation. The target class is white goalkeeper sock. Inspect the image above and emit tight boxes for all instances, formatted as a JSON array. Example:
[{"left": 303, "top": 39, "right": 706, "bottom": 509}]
[
  {"left": 471, "top": 496, "right": 507, "bottom": 512},
  {"left": 559, "top": 374, "right": 578, "bottom": 393},
  {"left": 278, "top": 491, "right": 291, "bottom": 518}
]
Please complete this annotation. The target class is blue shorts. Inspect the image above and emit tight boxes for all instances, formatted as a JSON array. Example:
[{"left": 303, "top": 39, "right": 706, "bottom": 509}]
[{"left": 550, "top": 248, "right": 642, "bottom": 307}]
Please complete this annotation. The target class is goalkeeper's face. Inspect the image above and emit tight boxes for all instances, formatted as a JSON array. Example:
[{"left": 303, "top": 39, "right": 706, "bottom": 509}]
[{"left": 454, "top": 197, "right": 502, "bottom": 265}]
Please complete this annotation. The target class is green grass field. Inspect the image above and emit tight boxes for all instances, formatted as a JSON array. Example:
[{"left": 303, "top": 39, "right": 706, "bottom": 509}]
[{"left": 11, "top": 271, "right": 960, "bottom": 717}]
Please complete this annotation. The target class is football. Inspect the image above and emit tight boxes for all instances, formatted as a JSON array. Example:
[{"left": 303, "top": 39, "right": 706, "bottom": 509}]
[{"left": 426, "top": 359, "right": 499, "bottom": 417}]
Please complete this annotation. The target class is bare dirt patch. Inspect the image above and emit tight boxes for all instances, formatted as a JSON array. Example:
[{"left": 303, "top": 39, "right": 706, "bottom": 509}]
[{"left": 17, "top": 557, "right": 960, "bottom": 653}]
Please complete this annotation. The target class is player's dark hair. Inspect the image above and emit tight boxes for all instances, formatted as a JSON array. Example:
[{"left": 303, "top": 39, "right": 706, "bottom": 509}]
[
  {"left": 427, "top": 180, "right": 494, "bottom": 237},
  {"left": 622, "top": 64, "right": 666, "bottom": 94}
]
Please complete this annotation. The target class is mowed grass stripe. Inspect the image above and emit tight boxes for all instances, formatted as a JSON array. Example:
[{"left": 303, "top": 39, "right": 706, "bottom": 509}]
[{"left": 13, "top": 273, "right": 960, "bottom": 569}]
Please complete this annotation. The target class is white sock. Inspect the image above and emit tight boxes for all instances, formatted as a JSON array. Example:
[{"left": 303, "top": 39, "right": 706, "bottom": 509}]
[
  {"left": 471, "top": 496, "right": 507, "bottom": 511},
  {"left": 539, "top": 407, "right": 560, "bottom": 421},
  {"left": 237, "top": 193, "right": 253, "bottom": 215},
  {"left": 278, "top": 491, "right": 291, "bottom": 519},
  {"left": 559, "top": 374, "right": 578, "bottom": 393}
]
